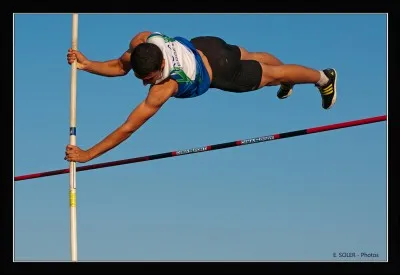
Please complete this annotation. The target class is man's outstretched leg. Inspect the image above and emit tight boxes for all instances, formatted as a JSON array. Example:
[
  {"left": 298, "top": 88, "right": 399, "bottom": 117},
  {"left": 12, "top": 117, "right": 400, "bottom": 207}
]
[
  {"left": 230, "top": 45, "right": 337, "bottom": 109},
  {"left": 257, "top": 63, "right": 337, "bottom": 109},
  {"left": 239, "top": 47, "right": 294, "bottom": 99},
  {"left": 190, "top": 36, "right": 337, "bottom": 109}
]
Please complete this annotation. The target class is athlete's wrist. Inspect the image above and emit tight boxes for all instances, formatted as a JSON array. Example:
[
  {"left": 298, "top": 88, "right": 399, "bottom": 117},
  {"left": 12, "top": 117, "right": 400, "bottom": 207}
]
[
  {"left": 80, "top": 60, "right": 92, "bottom": 71},
  {"left": 86, "top": 148, "right": 96, "bottom": 161}
]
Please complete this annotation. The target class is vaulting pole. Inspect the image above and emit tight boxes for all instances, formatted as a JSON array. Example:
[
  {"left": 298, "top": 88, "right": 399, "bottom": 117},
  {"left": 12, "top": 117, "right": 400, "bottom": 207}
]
[{"left": 69, "top": 13, "right": 79, "bottom": 262}]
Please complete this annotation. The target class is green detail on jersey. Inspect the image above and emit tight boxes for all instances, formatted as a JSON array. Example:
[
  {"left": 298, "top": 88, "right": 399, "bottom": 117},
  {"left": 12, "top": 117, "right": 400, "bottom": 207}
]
[
  {"left": 171, "top": 67, "right": 192, "bottom": 84},
  {"left": 147, "top": 33, "right": 175, "bottom": 43}
]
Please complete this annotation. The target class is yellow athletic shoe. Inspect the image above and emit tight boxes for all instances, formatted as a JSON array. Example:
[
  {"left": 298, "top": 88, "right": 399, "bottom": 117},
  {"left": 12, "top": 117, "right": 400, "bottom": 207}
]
[{"left": 316, "top": 68, "right": 337, "bottom": 109}]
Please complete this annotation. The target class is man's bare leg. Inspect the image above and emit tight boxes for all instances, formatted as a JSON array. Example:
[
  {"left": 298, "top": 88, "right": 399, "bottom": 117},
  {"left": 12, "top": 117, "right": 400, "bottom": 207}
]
[
  {"left": 257, "top": 63, "right": 337, "bottom": 109},
  {"left": 239, "top": 47, "right": 294, "bottom": 99},
  {"left": 238, "top": 46, "right": 337, "bottom": 109}
]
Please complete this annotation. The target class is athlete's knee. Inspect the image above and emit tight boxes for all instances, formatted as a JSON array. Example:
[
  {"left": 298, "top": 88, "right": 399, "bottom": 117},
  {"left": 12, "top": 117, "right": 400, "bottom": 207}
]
[
  {"left": 269, "top": 65, "right": 286, "bottom": 79},
  {"left": 260, "top": 64, "right": 286, "bottom": 86}
]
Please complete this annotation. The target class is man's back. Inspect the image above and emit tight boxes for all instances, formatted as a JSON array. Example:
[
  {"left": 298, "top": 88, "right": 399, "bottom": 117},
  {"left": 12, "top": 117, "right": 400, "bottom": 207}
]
[
  {"left": 146, "top": 32, "right": 211, "bottom": 98},
  {"left": 147, "top": 32, "right": 197, "bottom": 85}
]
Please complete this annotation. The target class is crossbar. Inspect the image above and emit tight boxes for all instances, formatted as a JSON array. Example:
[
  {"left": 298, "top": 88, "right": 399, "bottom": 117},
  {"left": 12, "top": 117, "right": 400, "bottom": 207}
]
[{"left": 14, "top": 115, "right": 387, "bottom": 182}]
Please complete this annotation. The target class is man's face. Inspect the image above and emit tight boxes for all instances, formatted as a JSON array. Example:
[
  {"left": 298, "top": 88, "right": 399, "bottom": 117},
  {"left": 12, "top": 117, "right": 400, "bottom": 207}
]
[
  {"left": 134, "top": 59, "right": 165, "bottom": 86},
  {"left": 135, "top": 69, "right": 163, "bottom": 86}
]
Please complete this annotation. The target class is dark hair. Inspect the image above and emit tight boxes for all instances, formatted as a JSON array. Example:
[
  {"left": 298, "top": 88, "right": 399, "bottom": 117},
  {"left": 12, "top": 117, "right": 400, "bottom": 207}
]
[{"left": 130, "top": 43, "right": 163, "bottom": 77}]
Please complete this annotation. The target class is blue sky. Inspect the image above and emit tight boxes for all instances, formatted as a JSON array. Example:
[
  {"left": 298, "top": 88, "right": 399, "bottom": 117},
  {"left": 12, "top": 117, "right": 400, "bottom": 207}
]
[{"left": 14, "top": 14, "right": 387, "bottom": 261}]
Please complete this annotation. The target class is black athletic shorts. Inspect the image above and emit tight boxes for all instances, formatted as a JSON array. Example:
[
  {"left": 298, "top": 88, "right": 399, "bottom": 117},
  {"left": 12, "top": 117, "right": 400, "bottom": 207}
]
[{"left": 190, "top": 36, "right": 263, "bottom": 92}]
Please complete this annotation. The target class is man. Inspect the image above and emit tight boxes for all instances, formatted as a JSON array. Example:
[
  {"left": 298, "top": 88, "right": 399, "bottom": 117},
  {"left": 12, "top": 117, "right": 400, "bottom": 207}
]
[{"left": 65, "top": 31, "right": 337, "bottom": 163}]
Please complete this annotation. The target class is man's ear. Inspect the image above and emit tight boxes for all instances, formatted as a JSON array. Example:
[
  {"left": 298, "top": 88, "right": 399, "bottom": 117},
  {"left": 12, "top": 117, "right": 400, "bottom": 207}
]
[{"left": 161, "top": 59, "right": 165, "bottom": 70}]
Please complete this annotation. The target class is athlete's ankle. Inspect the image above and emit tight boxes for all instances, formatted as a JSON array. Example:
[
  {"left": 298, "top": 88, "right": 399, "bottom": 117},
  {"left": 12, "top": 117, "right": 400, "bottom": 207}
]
[
  {"left": 316, "top": 70, "right": 329, "bottom": 87},
  {"left": 281, "top": 82, "right": 293, "bottom": 88}
]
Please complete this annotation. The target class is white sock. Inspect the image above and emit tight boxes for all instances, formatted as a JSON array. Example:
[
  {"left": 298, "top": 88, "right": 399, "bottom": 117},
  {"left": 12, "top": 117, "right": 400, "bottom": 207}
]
[{"left": 316, "top": 70, "right": 329, "bottom": 87}]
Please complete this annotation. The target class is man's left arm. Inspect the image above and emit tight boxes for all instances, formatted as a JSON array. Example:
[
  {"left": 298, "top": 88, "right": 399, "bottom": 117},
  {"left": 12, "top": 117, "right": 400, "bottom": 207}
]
[{"left": 65, "top": 79, "right": 178, "bottom": 163}]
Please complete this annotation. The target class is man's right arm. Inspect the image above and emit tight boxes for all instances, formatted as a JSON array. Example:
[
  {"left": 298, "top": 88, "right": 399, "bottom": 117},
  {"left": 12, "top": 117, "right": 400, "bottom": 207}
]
[{"left": 80, "top": 31, "right": 152, "bottom": 77}]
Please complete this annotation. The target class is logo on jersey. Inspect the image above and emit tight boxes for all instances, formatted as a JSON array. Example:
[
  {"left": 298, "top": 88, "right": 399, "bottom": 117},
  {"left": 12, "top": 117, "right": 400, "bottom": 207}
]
[
  {"left": 167, "top": 43, "right": 182, "bottom": 68},
  {"left": 171, "top": 68, "right": 192, "bottom": 84}
]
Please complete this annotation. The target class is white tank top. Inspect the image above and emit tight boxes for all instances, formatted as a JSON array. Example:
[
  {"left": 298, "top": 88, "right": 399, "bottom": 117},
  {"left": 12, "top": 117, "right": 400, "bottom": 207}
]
[{"left": 146, "top": 32, "right": 197, "bottom": 85}]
